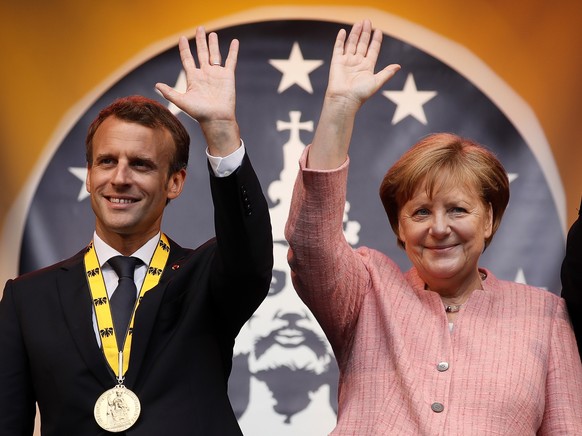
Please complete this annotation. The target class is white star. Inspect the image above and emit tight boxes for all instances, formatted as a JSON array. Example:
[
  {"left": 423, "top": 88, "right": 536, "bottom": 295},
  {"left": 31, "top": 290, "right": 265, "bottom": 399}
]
[
  {"left": 508, "top": 173, "right": 518, "bottom": 183},
  {"left": 269, "top": 42, "right": 324, "bottom": 94},
  {"left": 382, "top": 73, "right": 437, "bottom": 125},
  {"left": 68, "top": 167, "right": 89, "bottom": 201},
  {"left": 514, "top": 268, "right": 547, "bottom": 291},
  {"left": 514, "top": 268, "right": 528, "bottom": 284}
]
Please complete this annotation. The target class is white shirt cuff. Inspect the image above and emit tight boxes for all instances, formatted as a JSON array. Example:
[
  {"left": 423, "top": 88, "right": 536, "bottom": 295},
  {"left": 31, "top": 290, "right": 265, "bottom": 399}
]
[{"left": 206, "top": 139, "right": 245, "bottom": 177}]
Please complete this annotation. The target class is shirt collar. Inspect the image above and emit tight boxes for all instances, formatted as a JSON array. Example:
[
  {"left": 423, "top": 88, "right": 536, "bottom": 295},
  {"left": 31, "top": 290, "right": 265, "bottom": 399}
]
[{"left": 93, "top": 231, "right": 161, "bottom": 267}]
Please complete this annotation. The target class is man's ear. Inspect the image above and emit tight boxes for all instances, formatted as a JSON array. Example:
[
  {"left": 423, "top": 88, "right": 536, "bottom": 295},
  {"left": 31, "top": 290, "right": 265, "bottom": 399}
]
[
  {"left": 85, "top": 164, "right": 92, "bottom": 194},
  {"left": 167, "top": 168, "right": 187, "bottom": 201}
]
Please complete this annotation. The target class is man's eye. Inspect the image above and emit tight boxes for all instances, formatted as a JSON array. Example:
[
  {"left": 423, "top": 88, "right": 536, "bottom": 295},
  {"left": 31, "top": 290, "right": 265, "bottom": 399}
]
[{"left": 132, "top": 160, "right": 154, "bottom": 171}]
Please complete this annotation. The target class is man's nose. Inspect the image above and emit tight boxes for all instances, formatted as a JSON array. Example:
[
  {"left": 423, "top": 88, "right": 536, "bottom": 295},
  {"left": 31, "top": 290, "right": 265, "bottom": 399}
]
[{"left": 112, "top": 164, "right": 131, "bottom": 185}]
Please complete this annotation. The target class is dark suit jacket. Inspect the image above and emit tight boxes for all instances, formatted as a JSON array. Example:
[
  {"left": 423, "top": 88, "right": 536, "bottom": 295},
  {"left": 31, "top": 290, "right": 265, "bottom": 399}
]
[
  {"left": 562, "top": 197, "right": 582, "bottom": 360},
  {"left": 0, "top": 154, "right": 273, "bottom": 435}
]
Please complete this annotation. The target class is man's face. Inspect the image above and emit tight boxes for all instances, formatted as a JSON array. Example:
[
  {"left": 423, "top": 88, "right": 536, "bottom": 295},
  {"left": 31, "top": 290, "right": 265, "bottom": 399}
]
[
  {"left": 86, "top": 116, "right": 185, "bottom": 247},
  {"left": 235, "top": 242, "right": 333, "bottom": 374}
]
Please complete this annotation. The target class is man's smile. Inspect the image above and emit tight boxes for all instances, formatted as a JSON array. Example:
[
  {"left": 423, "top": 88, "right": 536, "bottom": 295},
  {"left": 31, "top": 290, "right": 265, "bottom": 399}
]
[{"left": 106, "top": 196, "right": 138, "bottom": 204}]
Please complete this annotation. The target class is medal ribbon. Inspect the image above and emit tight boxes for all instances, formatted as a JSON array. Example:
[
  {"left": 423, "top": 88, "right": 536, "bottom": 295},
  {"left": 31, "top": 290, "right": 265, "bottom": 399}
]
[{"left": 84, "top": 233, "right": 170, "bottom": 375}]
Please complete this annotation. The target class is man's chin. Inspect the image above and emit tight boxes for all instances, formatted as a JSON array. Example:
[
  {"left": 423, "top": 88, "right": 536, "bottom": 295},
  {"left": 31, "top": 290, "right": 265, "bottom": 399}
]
[{"left": 96, "top": 218, "right": 150, "bottom": 238}]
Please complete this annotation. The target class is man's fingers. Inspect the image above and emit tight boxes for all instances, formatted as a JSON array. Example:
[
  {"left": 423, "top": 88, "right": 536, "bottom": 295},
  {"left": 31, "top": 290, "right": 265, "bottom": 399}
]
[
  {"left": 208, "top": 32, "right": 222, "bottom": 66},
  {"left": 155, "top": 83, "right": 178, "bottom": 103},
  {"left": 195, "top": 26, "right": 210, "bottom": 66},
  {"left": 224, "top": 39, "right": 239, "bottom": 70},
  {"left": 178, "top": 36, "right": 196, "bottom": 69}
]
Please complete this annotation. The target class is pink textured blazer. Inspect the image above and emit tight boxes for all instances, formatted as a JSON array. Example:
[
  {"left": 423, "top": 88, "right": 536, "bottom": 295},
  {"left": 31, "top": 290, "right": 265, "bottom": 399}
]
[{"left": 285, "top": 148, "right": 582, "bottom": 435}]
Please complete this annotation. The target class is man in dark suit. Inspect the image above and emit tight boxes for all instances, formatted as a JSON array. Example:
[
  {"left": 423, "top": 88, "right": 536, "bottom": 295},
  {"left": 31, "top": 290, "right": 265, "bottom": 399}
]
[
  {"left": 0, "top": 26, "right": 273, "bottom": 435},
  {"left": 562, "top": 197, "right": 582, "bottom": 360}
]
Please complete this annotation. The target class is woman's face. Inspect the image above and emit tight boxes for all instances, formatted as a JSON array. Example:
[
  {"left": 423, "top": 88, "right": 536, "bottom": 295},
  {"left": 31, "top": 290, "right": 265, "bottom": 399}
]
[{"left": 398, "top": 178, "right": 493, "bottom": 294}]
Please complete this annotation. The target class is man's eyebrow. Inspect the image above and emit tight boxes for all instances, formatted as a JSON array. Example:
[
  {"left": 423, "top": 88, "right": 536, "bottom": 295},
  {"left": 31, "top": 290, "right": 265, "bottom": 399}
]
[{"left": 94, "top": 153, "right": 115, "bottom": 161}]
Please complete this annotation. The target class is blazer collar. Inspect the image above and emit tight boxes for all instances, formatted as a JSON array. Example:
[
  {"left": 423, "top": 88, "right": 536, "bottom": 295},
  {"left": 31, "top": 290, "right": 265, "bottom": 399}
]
[{"left": 57, "top": 249, "right": 115, "bottom": 388}]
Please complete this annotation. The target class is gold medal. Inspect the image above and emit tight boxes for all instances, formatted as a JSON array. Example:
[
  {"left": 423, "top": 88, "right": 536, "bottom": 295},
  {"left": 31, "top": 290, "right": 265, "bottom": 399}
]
[
  {"left": 85, "top": 235, "right": 170, "bottom": 431},
  {"left": 94, "top": 351, "right": 141, "bottom": 431},
  {"left": 94, "top": 385, "right": 141, "bottom": 432}
]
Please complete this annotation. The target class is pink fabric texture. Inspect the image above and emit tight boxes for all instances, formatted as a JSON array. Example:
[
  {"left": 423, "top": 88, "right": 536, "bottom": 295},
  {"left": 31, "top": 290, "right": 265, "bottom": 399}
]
[{"left": 285, "top": 146, "right": 582, "bottom": 435}]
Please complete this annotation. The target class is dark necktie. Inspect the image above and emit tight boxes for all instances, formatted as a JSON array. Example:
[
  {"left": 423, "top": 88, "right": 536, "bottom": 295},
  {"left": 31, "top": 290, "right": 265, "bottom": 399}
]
[{"left": 108, "top": 256, "right": 141, "bottom": 350}]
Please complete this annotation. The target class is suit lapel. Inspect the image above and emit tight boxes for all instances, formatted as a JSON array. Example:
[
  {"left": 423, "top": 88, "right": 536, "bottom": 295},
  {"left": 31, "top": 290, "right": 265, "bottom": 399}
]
[
  {"left": 124, "top": 240, "right": 190, "bottom": 387},
  {"left": 57, "top": 250, "right": 114, "bottom": 388}
]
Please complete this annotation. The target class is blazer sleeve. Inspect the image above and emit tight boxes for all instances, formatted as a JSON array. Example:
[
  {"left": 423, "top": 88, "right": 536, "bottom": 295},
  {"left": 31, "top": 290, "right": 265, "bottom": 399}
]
[
  {"left": 561, "top": 197, "right": 582, "bottom": 359},
  {"left": 538, "top": 298, "right": 582, "bottom": 434},
  {"left": 0, "top": 280, "right": 36, "bottom": 435},
  {"left": 284, "top": 146, "right": 370, "bottom": 358},
  {"left": 207, "top": 151, "right": 273, "bottom": 336}
]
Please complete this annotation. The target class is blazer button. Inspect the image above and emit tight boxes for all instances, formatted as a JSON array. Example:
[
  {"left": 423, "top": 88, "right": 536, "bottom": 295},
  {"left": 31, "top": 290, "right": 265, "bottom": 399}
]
[
  {"left": 437, "top": 362, "right": 449, "bottom": 372},
  {"left": 431, "top": 402, "right": 444, "bottom": 413}
]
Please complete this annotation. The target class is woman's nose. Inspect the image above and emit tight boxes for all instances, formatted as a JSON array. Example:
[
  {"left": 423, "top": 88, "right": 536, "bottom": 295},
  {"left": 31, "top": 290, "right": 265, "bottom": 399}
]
[{"left": 429, "top": 213, "right": 450, "bottom": 236}]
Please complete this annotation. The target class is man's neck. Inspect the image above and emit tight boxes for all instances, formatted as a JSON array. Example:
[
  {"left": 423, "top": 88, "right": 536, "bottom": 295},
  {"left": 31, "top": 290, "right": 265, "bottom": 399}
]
[
  {"left": 94, "top": 232, "right": 160, "bottom": 265},
  {"left": 95, "top": 230, "right": 159, "bottom": 256}
]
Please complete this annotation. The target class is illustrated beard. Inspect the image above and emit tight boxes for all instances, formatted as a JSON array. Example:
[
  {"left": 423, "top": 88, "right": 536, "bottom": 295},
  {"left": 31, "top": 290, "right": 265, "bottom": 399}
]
[
  {"left": 232, "top": 322, "right": 339, "bottom": 422},
  {"left": 254, "top": 365, "right": 337, "bottom": 423},
  {"left": 229, "top": 327, "right": 340, "bottom": 421}
]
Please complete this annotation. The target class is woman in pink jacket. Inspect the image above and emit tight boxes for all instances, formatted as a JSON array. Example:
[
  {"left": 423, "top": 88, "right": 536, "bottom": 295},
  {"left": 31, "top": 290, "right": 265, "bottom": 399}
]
[{"left": 285, "top": 20, "right": 582, "bottom": 435}]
